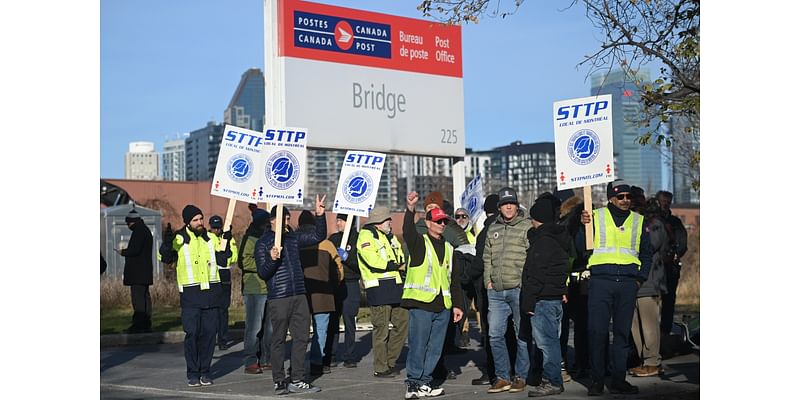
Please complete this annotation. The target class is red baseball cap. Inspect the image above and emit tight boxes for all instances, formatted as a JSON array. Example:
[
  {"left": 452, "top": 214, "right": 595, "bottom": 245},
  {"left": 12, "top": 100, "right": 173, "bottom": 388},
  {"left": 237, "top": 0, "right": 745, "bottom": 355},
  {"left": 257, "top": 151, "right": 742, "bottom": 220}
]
[{"left": 426, "top": 208, "right": 450, "bottom": 223}]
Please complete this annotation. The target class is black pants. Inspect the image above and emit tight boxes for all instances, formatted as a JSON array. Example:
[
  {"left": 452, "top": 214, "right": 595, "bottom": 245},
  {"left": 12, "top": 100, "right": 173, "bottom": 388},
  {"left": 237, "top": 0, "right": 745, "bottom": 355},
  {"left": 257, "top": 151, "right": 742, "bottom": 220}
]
[
  {"left": 268, "top": 295, "right": 311, "bottom": 383},
  {"left": 330, "top": 280, "right": 361, "bottom": 364},
  {"left": 566, "top": 281, "right": 589, "bottom": 370},
  {"left": 661, "top": 263, "right": 681, "bottom": 333},
  {"left": 587, "top": 278, "right": 638, "bottom": 384},
  {"left": 130, "top": 284, "right": 152, "bottom": 329},
  {"left": 181, "top": 306, "right": 218, "bottom": 380},
  {"left": 217, "top": 282, "right": 232, "bottom": 344}
]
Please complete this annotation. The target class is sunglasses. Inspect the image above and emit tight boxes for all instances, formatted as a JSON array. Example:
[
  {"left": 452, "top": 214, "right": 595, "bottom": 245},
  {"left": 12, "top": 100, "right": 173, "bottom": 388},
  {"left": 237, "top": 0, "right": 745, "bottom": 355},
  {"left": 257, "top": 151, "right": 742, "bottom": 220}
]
[
  {"left": 432, "top": 219, "right": 448, "bottom": 225},
  {"left": 616, "top": 194, "right": 631, "bottom": 200},
  {"left": 455, "top": 215, "right": 468, "bottom": 219}
]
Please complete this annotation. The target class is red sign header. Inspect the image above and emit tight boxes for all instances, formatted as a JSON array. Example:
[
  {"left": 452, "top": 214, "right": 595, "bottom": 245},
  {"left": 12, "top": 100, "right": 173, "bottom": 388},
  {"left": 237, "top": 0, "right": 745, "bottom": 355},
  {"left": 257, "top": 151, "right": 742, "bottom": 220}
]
[{"left": 279, "top": 0, "right": 463, "bottom": 78}]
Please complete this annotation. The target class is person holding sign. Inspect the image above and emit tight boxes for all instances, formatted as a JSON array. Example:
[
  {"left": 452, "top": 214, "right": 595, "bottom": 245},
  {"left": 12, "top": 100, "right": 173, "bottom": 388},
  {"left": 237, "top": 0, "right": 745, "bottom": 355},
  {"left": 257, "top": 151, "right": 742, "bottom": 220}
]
[
  {"left": 207, "top": 215, "right": 237, "bottom": 351},
  {"left": 165, "top": 205, "right": 232, "bottom": 387},
  {"left": 356, "top": 206, "right": 408, "bottom": 379},
  {"left": 401, "top": 191, "right": 465, "bottom": 399},
  {"left": 579, "top": 180, "right": 653, "bottom": 396},
  {"left": 327, "top": 213, "right": 361, "bottom": 369},
  {"left": 255, "top": 195, "right": 328, "bottom": 395}
]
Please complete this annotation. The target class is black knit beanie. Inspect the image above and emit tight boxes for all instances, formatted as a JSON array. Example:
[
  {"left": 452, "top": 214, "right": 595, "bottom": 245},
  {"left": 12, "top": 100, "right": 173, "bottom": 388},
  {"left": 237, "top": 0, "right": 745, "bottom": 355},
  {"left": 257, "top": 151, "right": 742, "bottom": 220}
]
[{"left": 182, "top": 205, "right": 203, "bottom": 224}]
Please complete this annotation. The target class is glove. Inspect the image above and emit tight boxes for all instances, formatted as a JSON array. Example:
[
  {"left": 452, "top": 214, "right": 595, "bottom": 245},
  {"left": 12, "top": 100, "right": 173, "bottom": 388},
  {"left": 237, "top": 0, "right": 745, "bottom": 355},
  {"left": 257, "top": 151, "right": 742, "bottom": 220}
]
[
  {"left": 336, "top": 248, "right": 349, "bottom": 262},
  {"left": 222, "top": 229, "right": 233, "bottom": 240},
  {"left": 580, "top": 270, "right": 591, "bottom": 280},
  {"left": 162, "top": 223, "right": 175, "bottom": 243}
]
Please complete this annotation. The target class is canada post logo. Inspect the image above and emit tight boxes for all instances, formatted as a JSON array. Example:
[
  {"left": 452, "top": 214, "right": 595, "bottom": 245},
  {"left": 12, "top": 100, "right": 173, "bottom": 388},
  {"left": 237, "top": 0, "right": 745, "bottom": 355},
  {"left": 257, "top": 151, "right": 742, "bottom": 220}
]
[
  {"left": 265, "top": 151, "right": 300, "bottom": 190},
  {"left": 567, "top": 129, "right": 600, "bottom": 166},
  {"left": 294, "top": 11, "right": 391, "bottom": 58},
  {"left": 342, "top": 171, "right": 373, "bottom": 204},
  {"left": 226, "top": 154, "right": 253, "bottom": 183}
]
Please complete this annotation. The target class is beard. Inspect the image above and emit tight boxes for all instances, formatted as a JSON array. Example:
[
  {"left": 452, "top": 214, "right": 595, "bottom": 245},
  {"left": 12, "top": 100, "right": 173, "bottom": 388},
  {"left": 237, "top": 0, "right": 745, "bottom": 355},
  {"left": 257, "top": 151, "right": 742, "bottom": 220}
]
[{"left": 189, "top": 225, "right": 206, "bottom": 236}]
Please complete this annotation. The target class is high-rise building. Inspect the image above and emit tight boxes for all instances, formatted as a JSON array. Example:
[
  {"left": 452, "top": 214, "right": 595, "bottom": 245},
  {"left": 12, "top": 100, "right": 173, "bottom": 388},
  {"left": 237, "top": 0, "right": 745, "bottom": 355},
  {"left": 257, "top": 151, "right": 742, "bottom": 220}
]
[
  {"left": 224, "top": 68, "right": 265, "bottom": 132},
  {"left": 185, "top": 122, "right": 224, "bottom": 181},
  {"left": 488, "top": 141, "right": 558, "bottom": 208},
  {"left": 666, "top": 116, "right": 700, "bottom": 204},
  {"left": 162, "top": 134, "right": 188, "bottom": 181},
  {"left": 591, "top": 69, "right": 664, "bottom": 194},
  {"left": 125, "top": 141, "right": 160, "bottom": 180}
]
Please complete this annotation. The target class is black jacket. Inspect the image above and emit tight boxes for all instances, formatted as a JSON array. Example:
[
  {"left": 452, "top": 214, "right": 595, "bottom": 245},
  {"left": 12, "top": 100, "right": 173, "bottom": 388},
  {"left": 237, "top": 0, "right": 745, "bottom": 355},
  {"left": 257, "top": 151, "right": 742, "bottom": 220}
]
[
  {"left": 255, "top": 215, "right": 326, "bottom": 301},
  {"left": 121, "top": 220, "right": 153, "bottom": 286},
  {"left": 520, "top": 223, "right": 570, "bottom": 314},
  {"left": 328, "top": 228, "right": 360, "bottom": 281}
]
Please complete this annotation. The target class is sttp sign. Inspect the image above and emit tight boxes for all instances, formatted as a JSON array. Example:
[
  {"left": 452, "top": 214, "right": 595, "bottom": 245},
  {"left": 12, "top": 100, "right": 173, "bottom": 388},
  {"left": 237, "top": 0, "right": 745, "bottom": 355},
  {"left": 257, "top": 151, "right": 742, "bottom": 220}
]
[
  {"left": 211, "top": 124, "right": 269, "bottom": 203},
  {"left": 553, "top": 95, "right": 615, "bottom": 190},
  {"left": 332, "top": 150, "right": 387, "bottom": 218},
  {"left": 267, "top": 0, "right": 465, "bottom": 157}
]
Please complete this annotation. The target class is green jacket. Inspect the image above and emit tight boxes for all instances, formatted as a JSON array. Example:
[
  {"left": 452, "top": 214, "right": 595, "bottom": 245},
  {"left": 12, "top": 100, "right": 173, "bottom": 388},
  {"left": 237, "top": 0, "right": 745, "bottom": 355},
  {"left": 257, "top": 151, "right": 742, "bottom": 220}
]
[
  {"left": 241, "top": 235, "right": 268, "bottom": 295},
  {"left": 482, "top": 213, "right": 530, "bottom": 290}
]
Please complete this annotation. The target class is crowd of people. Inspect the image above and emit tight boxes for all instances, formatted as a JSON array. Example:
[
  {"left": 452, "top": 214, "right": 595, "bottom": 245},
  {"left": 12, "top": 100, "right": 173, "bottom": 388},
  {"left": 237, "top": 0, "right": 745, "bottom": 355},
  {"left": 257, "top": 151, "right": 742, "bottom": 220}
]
[{"left": 140, "top": 180, "right": 686, "bottom": 397}]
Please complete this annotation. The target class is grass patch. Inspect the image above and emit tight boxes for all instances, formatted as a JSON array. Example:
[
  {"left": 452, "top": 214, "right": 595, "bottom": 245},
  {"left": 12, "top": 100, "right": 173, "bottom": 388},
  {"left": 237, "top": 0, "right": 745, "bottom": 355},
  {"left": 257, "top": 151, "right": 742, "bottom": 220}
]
[{"left": 101, "top": 306, "right": 245, "bottom": 335}]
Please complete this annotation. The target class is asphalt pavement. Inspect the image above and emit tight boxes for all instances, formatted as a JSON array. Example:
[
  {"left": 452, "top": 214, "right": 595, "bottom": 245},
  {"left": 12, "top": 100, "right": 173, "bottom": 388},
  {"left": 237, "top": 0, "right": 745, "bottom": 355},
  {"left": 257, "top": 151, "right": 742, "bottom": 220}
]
[{"left": 100, "top": 323, "right": 699, "bottom": 400}]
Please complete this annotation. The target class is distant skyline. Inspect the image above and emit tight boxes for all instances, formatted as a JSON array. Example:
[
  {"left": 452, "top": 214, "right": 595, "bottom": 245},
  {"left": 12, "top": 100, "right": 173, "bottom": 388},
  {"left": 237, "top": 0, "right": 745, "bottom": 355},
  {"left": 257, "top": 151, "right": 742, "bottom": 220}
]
[{"left": 101, "top": 0, "right": 629, "bottom": 179}]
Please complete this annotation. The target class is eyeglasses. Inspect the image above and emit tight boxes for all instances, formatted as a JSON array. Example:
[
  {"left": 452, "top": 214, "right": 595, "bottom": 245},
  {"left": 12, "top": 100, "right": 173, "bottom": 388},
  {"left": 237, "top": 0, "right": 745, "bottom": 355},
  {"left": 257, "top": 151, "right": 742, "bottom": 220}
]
[
  {"left": 455, "top": 215, "right": 468, "bottom": 219},
  {"left": 616, "top": 194, "right": 631, "bottom": 200}
]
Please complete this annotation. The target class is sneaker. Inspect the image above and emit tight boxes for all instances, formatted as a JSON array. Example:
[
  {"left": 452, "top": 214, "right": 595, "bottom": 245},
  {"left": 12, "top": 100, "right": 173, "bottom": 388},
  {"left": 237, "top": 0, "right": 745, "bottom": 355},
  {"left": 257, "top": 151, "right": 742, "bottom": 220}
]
[
  {"left": 418, "top": 384, "right": 444, "bottom": 397},
  {"left": 609, "top": 380, "right": 639, "bottom": 395},
  {"left": 509, "top": 377, "right": 527, "bottom": 393},
  {"left": 244, "top": 363, "right": 262, "bottom": 374},
  {"left": 561, "top": 370, "right": 572, "bottom": 383},
  {"left": 405, "top": 382, "right": 420, "bottom": 399},
  {"left": 587, "top": 381, "right": 604, "bottom": 396},
  {"left": 488, "top": 378, "right": 512, "bottom": 393},
  {"left": 199, "top": 376, "right": 213, "bottom": 386},
  {"left": 274, "top": 381, "right": 289, "bottom": 395},
  {"left": 343, "top": 361, "right": 358, "bottom": 368},
  {"left": 471, "top": 373, "right": 491, "bottom": 385},
  {"left": 187, "top": 377, "right": 201, "bottom": 387},
  {"left": 632, "top": 365, "right": 660, "bottom": 377},
  {"left": 288, "top": 380, "right": 321, "bottom": 393},
  {"left": 528, "top": 382, "right": 565, "bottom": 397}
]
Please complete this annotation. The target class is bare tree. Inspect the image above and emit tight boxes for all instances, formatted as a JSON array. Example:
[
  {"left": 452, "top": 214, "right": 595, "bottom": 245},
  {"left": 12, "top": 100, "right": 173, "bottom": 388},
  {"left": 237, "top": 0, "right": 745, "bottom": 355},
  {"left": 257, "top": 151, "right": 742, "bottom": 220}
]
[{"left": 418, "top": 0, "right": 700, "bottom": 191}]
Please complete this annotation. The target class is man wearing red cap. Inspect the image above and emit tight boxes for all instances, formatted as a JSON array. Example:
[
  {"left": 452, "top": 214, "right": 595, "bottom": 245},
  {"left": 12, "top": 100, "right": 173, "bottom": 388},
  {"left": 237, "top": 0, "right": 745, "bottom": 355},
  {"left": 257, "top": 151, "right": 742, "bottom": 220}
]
[{"left": 401, "top": 191, "right": 465, "bottom": 399}]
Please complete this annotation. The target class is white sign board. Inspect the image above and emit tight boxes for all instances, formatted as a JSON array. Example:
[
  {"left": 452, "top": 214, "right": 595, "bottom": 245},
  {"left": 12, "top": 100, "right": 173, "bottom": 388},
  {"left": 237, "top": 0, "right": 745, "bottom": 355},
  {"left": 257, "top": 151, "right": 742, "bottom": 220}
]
[
  {"left": 210, "top": 124, "right": 268, "bottom": 202},
  {"left": 258, "top": 127, "right": 308, "bottom": 205},
  {"left": 266, "top": 0, "right": 465, "bottom": 157},
  {"left": 332, "top": 151, "right": 387, "bottom": 217},
  {"left": 553, "top": 94, "right": 615, "bottom": 190},
  {"left": 459, "top": 174, "right": 484, "bottom": 226}
]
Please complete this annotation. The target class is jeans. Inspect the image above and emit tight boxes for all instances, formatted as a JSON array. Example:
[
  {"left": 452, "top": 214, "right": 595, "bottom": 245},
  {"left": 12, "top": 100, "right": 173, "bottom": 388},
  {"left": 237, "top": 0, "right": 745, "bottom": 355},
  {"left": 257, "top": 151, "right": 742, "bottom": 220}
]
[
  {"left": 310, "top": 312, "right": 331, "bottom": 365},
  {"left": 242, "top": 294, "right": 271, "bottom": 367},
  {"left": 488, "top": 287, "right": 529, "bottom": 381},
  {"left": 532, "top": 300, "right": 564, "bottom": 386},
  {"left": 406, "top": 308, "right": 450, "bottom": 386}
]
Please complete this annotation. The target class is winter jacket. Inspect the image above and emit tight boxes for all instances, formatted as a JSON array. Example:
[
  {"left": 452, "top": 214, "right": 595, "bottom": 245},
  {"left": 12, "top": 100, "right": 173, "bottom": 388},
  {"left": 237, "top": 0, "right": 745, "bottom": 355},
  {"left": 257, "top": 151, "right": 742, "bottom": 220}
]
[
  {"left": 482, "top": 213, "right": 530, "bottom": 290},
  {"left": 240, "top": 233, "right": 268, "bottom": 295},
  {"left": 329, "top": 228, "right": 360, "bottom": 281},
  {"left": 520, "top": 223, "right": 570, "bottom": 314},
  {"left": 637, "top": 217, "right": 669, "bottom": 297},
  {"left": 254, "top": 215, "right": 327, "bottom": 301},
  {"left": 300, "top": 237, "right": 343, "bottom": 314},
  {"left": 121, "top": 219, "right": 154, "bottom": 286}
]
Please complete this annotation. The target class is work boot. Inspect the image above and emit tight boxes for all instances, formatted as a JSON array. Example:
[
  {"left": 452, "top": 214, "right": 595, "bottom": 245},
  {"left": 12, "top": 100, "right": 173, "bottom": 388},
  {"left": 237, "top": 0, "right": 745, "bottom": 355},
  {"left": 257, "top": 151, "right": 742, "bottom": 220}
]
[
  {"left": 632, "top": 365, "right": 660, "bottom": 377},
  {"left": 609, "top": 380, "right": 639, "bottom": 395},
  {"left": 509, "top": 377, "right": 527, "bottom": 393},
  {"left": 587, "top": 381, "right": 604, "bottom": 396}
]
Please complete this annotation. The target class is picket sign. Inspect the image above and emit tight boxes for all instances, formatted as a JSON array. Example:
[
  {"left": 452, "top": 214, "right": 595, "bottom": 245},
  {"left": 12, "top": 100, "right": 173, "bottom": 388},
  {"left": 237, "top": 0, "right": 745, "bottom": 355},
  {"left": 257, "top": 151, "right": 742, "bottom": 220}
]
[
  {"left": 583, "top": 186, "right": 594, "bottom": 251},
  {"left": 339, "top": 214, "right": 354, "bottom": 250}
]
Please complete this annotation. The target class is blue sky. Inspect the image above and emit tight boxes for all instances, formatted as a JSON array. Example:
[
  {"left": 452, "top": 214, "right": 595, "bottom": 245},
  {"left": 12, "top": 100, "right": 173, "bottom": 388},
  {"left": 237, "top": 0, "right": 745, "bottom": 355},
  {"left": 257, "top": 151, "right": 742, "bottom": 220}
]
[{"left": 101, "top": 0, "right": 612, "bottom": 179}]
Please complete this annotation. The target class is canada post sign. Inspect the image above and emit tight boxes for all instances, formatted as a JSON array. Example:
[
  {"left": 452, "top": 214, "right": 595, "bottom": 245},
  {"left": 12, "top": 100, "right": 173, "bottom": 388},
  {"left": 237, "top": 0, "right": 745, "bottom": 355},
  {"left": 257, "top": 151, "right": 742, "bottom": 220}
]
[
  {"left": 274, "top": 0, "right": 465, "bottom": 157},
  {"left": 553, "top": 95, "right": 615, "bottom": 190}
]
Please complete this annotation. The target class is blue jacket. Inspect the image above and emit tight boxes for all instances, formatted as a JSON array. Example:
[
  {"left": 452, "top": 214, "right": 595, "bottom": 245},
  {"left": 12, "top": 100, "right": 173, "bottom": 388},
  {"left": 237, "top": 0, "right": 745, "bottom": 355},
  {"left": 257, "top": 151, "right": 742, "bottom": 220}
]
[{"left": 255, "top": 215, "right": 327, "bottom": 300}]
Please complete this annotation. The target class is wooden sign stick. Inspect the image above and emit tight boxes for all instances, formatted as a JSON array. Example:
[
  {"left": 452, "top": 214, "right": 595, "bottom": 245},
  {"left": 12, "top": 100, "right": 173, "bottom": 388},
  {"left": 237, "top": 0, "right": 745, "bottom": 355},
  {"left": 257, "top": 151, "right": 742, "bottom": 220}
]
[
  {"left": 583, "top": 186, "right": 594, "bottom": 251},
  {"left": 274, "top": 202, "right": 284, "bottom": 250},
  {"left": 220, "top": 198, "right": 236, "bottom": 249},
  {"left": 339, "top": 214, "right": 354, "bottom": 249}
]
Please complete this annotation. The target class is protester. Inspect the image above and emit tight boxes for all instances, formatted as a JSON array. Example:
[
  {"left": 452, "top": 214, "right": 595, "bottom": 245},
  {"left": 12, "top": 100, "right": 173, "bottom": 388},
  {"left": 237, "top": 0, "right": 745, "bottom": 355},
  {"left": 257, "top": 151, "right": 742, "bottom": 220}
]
[
  {"left": 207, "top": 215, "right": 237, "bottom": 350},
  {"left": 327, "top": 213, "right": 361, "bottom": 368},
  {"left": 655, "top": 190, "right": 688, "bottom": 337},
  {"left": 239, "top": 208, "right": 272, "bottom": 374},
  {"left": 255, "top": 195, "right": 327, "bottom": 395},
  {"left": 580, "top": 180, "right": 653, "bottom": 396}
]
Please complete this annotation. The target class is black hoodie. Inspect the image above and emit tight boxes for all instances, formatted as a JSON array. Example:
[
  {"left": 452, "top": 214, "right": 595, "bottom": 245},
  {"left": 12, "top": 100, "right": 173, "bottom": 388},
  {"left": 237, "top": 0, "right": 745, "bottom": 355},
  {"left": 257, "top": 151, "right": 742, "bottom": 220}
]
[{"left": 520, "top": 222, "right": 571, "bottom": 314}]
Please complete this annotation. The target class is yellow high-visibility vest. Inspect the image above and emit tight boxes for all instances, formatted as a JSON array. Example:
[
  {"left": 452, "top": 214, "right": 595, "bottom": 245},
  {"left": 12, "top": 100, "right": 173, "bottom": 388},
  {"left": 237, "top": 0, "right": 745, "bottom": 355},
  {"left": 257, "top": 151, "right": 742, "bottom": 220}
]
[
  {"left": 402, "top": 234, "right": 453, "bottom": 309},
  {"left": 587, "top": 207, "right": 643, "bottom": 268}
]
